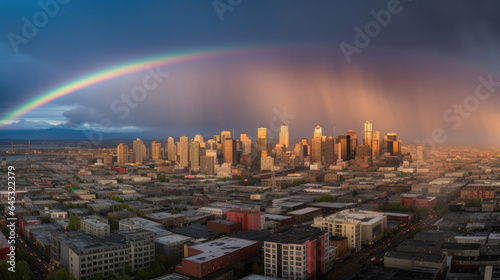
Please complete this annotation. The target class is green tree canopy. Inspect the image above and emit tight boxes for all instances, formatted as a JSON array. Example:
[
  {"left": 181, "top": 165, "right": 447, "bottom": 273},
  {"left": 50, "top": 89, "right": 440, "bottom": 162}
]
[
  {"left": 67, "top": 214, "right": 81, "bottom": 231},
  {"left": 315, "top": 195, "right": 336, "bottom": 203}
]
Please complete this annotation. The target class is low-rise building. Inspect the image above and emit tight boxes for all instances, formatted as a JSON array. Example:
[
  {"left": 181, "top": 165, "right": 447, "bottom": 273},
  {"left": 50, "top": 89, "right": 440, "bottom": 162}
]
[
  {"left": 144, "top": 212, "right": 187, "bottom": 228},
  {"left": 80, "top": 218, "right": 110, "bottom": 237},
  {"left": 175, "top": 237, "right": 259, "bottom": 279},
  {"left": 384, "top": 251, "right": 447, "bottom": 274},
  {"left": 286, "top": 207, "right": 322, "bottom": 223},
  {"left": 155, "top": 234, "right": 193, "bottom": 266}
]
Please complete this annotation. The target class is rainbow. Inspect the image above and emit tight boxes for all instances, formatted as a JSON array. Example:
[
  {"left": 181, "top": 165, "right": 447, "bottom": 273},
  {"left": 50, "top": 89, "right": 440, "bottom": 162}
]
[{"left": 0, "top": 45, "right": 293, "bottom": 127}]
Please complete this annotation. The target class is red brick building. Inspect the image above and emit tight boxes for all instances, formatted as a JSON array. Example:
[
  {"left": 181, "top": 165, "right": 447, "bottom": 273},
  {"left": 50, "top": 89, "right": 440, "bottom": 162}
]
[
  {"left": 460, "top": 185, "right": 496, "bottom": 200},
  {"left": 401, "top": 197, "right": 437, "bottom": 208},
  {"left": 0, "top": 233, "right": 10, "bottom": 260},
  {"left": 226, "top": 209, "right": 264, "bottom": 232},
  {"left": 287, "top": 207, "right": 322, "bottom": 223},
  {"left": 414, "top": 197, "right": 437, "bottom": 208},
  {"left": 401, "top": 197, "right": 414, "bottom": 207},
  {"left": 207, "top": 220, "right": 238, "bottom": 235},
  {"left": 19, "top": 216, "right": 41, "bottom": 236},
  {"left": 384, "top": 212, "right": 415, "bottom": 224},
  {"left": 175, "top": 237, "right": 259, "bottom": 279}
]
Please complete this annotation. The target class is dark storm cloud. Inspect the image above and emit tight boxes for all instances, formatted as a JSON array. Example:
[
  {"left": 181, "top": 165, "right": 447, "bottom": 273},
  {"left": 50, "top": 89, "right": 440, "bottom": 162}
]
[
  {"left": 62, "top": 107, "right": 104, "bottom": 125},
  {"left": 1, "top": 0, "right": 500, "bottom": 145}
]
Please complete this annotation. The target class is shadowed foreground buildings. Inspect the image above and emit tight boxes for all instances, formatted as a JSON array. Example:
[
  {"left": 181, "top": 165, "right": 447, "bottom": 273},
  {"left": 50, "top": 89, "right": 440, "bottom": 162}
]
[
  {"left": 175, "top": 237, "right": 259, "bottom": 279},
  {"left": 263, "top": 227, "right": 335, "bottom": 280},
  {"left": 51, "top": 229, "right": 154, "bottom": 280}
]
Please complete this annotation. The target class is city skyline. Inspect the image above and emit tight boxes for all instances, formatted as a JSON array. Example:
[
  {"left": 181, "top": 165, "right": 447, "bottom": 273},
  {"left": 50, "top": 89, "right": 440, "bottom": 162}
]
[
  {"left": 2, "top": 2, "right": 500, "bottom": 280},
  {"left": 0, "top": 1, "right": 499, "bottom": 147}
]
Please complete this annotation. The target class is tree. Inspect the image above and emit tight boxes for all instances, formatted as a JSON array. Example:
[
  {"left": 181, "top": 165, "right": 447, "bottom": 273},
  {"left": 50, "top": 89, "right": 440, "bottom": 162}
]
[
  {"left": 67, "top": 214, "right": 81, "bottom": 231},
  {"left": 110, "top": 195, "right": 123, "bottom": 202},
  {"left": 315, "top": 195, "right": 336, "bottom": 203},
  {"left": 47, "top": 268, "right": 76, "bottom": 280},
  {"left": 89, "top": 274, "right": 103, "bottom": 280},
  {"left": 109, "top": 217, "right": 119, "bottom": 231},
  {"left": 157, "top": 174, "right": 168, "bottom": 182},
  {"left": 169, "top": 209, "right": 179, "bottom": 214},
  {"left": 115, "top": 203, "right": 130, "bottom": 211},
  {"left": 465, "top": 198, "right": 482, "bottom": 207},
  {"left": 0, "top": 259, "right": 30, "bottom": 280},
  {"left": 64, "top": 203, "right": 76, "bottom": 210}
]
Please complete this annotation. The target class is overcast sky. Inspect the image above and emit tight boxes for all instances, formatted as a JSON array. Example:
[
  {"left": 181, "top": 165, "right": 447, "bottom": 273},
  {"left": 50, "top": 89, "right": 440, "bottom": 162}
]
[{"left": 1, "top": 0, "right": 500, "bottom": 146}]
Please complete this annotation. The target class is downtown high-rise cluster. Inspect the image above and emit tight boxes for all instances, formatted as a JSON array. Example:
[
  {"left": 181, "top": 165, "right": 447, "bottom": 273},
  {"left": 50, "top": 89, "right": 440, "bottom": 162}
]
[{"left": 116, "top": 121, "right": 409, "bottom": 174}]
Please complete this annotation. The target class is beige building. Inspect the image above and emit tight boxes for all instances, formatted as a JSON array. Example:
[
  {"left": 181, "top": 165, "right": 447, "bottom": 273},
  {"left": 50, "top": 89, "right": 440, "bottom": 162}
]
[
  {"left": 313, "top": 215, "right": 361, "bottom": 253},
  {"left": 179, "top": 136, "right": 189, "bottom": 167},
  {"left": 314, "top": 209, "right": 387, "bottom": 247},
  {"left": 80, "top": 218, "right": 110, "bottom": 237},
  {"left": 151, "top": 141, "right": 161, "bottom": 160},
  {"left": 117, "top": 143, "right": 129, "bottom": 165}
]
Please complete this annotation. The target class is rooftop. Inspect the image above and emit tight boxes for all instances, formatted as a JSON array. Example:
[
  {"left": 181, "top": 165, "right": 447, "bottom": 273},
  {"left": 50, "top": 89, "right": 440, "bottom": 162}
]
[
  {"left": 266, "top": 227, "right": 326, "bottom": 244},
  {"left": 81, "top": 218, "right": 109, "bottom": 227},
  {"left": 155, "top": 234, "right": 192, "bottom": 245},
  {"left": 287, "top": 207, "right": 321, "bottom": 215},
  {"left": 185, "top": 237, "right": 258, "bottom": 263},
  {"left": 208, "top": 219, "right": 238, "bottom": 225},
  {"left": 385, "top": 251, "right": 445, "bottom": 263},
  {"left": 145, "top": 212, "right": 185, "bottom": 220}
]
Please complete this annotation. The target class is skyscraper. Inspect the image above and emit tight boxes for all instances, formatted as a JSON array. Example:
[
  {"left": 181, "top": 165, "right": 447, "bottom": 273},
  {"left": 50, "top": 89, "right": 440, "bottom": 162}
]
[
  {"left": 224, "top": 139, "right": 238, "bottom": 165},
  {"left": 179, "top": 136, "right": 189, "bottom": 167},
  {"left": 324, "top": 136, "right": 335, "bottom": 164},
  {"left": 200, "top": 156, "right": 215, "bottom": 175},
  {"left": 221, "top": 130, "right": 231, "bottom": 153},
  {"left": 194, "top": 134, "right": 204, "bottom": 144},
  {"left": 364, "top": 121, "right": 373, "bottom": 149},
  {"left": 142, "top": 143, "right": 147, "bottom": 161},
  {"left": 257, "top": 128, "right": 267, "bottom": 157},
  {"left": 314, "top": 125, "right": 322, "bottom": 139},
  {"left": 279, "top": 123, "right": 289, "bottom": 149},
  {"left": 151, "top": 141, "right": 161, "bottom": 160},
  {"left": 311, "top": 126, "right": 323, "bottom": 163},
  {"left": 372, "top": 130, "right": 380, "bottom": 157},
  {"left": 347, "top": 129, "right": 358, "bottom": 155},
  {"left": 190, "top": 140, "right": 200, "bottom": 167},
  {"left": 133, "top": 139, "right": 144, "bottom": 163},
  {"left": 387, "top": 133, "right": 397, "bottom": 141},
  {"left": 416, "top": 146, "right": 424, "bottom": 162},
  {"left": 338, "top": 135, "right": 351, "bottom": 161},
  {"left": 117, "top": 143, "right": 128, "bottom": 165},
  {"left": 221, "top": 131, "right": 231, "bottom": 142},
  {"left": 167, "top": 137, "right": 176, "bottom": 161},
  {"left": 311, "top": 138, "right": 322, "bottom": 163}
]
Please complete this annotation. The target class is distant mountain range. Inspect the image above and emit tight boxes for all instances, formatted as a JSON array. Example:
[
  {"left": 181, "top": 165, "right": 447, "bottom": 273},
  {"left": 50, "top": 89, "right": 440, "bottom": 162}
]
[{"left": 0, "top": 120, "right": 139, "bottom": 140}]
